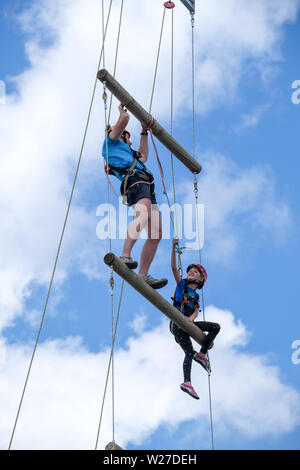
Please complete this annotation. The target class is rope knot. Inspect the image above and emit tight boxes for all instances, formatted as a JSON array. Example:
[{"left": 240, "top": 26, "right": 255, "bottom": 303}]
[{"left": 145, "top": 115, "right": 156, "bottom": 131}]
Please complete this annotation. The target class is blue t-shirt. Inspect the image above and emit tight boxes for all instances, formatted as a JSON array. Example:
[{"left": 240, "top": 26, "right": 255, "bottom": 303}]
[
  {"left": 102, "top": 136, "right": 146, "bottom": 182},
  {"left": 172, "top": 278, "right": 200, "bottom": 317}
]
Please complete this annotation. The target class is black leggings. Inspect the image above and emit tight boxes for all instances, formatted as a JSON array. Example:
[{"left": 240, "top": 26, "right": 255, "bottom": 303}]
[{"left": 172, "top": 321, "right": 221, "bottom": 383}]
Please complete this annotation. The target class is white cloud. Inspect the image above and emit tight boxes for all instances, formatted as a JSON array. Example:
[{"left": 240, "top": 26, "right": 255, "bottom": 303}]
[
  {"left": 234, "top": 103, "right": 271, "bottom": 132},
  {"left": 129, "top": 312, "right": 148, "bottom": 335},
  {"left": 0, "top": 306, "right": 299, "bottom": 449},
  {"left": 181, "top": 0, "right": 300, "bottom": 114}
]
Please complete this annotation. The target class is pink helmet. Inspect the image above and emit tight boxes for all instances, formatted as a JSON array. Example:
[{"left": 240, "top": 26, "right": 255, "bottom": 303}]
[{"left": 187, "top": 264, "right": 207, "bottom": 283}]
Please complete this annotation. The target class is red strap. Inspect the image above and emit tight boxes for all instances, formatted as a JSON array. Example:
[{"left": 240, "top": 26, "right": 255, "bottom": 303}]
[
  {"left": 146, "top": 116, "right": 167, "bottom": 194},
  {"left": 103, "top": 160, "right": 118, "bottom": 197}
]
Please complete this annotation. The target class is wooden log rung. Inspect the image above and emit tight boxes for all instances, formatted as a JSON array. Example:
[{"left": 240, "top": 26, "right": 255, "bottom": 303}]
[
  {"left": 97, "top": 69, "right": 201, "bottom": 175},
  {"left": 180, "top": 0, "right": 195, "bottom": 14},
  {"left": 104, "top": 253, "right": 205, "bottom": 347}
]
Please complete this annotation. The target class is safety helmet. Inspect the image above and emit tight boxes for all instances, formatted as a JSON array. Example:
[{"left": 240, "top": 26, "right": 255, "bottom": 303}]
[
  {"left": 106, "top": 124, "right": 113, "bottom": 135},
  {"left": 106, "top": 125, "right": 131, "bottom": 140},
  {"left": 121, "top": 129, "right": 131, "bottom": 141},
  {"left": 187, "top": 264, "right": 207, "bottom": 283}
]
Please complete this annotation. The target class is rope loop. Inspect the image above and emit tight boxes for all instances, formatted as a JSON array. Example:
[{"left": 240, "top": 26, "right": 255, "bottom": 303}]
[
  {"left": 193, "top": 172, "right": 198, "bottom": 195},
  {"left": 145, "top": 114, "right": 156, "bottom": 130},
  {"left": 147, "top": 123, "right": 167, "bottom": 194},
  {"left": 191, "top": 12, "right": 195, "bottom": 26},
  {"left": 109, "top": 267, "right": 114, "bottom": 295}
]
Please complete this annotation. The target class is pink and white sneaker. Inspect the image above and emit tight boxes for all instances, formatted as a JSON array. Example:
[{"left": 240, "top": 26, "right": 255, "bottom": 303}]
[
  {"left": 194, "top": 352, "right": 211, "bottom": 373},
  {"left": 180, "top": 383, "right": 199, "bottom": 400}
]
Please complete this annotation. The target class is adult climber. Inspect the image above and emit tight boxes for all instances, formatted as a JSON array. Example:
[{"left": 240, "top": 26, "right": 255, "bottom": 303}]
[{"left": 102, "top": 103, "right": 167, "bottom": 290}]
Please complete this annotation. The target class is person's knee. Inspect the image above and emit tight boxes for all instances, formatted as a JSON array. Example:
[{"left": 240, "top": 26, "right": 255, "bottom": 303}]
[{"left": 135, "top": 199, "right": 152, "bottom": 217}]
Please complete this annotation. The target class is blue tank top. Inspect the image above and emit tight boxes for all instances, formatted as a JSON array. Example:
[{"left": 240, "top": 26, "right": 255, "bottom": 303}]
[{"left": 102, "top": 136, "right": 147, "bottom": 182}]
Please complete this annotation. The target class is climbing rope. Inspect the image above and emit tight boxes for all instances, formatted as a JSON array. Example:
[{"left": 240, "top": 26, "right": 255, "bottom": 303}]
[
  {"left": 96, "top": 0, "right": 173, "bottom": 449},
  {"left": 148, "top": 2, "right": 183, "bottom": 274},
  {"left": 96, "top": 1, "right": 184, "bottom": 447},
  {"left": 107, "top": 0, "right": 124, "bottom": 124},
  {"left": 97, "top": 0, "right": 126, "bottom": 449},
  {"left": 7, "top": 0, "right": 113, "bottom": 451},
  {"left": 100, "top": 2, "right": 115, "bottom": 442},
  {"left": 168, "top": 5, "right": 183, "bottom": 275},
  {"left": 191, "top": 12, "right": 196, "bottom": 160},
  {"left": 149, "top": 7, "right": 167, "bottom": 115},
  {"left": 146, "top": 13, "right": 215, "bottom": 452},
  {"left": 193, "top": 173, "right": 215, "bottom": 450},
  {"left": 95, "top": 279, "right": 124, "bottom": 450},
  {"left": 190, "top": 9, "right": 215, "bottom": 450}
]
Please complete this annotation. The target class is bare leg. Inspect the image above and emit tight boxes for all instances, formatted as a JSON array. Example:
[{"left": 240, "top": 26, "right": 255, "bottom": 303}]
[
  {"left": 121, "top": 198, "right": 151, "bottom": 258},
  {"left": 138, "top": 204, "right": 162, "bottom": 276},
  {"left": 121, "top": 230, "right": 138, "bottom": 258},
  {"left": 121, "top": 197, "right": 162, "bottom": 277}
]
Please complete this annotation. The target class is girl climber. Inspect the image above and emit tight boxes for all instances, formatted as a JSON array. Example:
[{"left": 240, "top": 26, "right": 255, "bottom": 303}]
[{"left": 170, "top": 238, "right": 221, "bottom": 400}]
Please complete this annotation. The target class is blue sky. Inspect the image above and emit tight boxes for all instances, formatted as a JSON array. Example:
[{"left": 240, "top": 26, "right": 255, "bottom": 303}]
[{"left": 0, "top": 0, "right": 300, "bottom": 451}]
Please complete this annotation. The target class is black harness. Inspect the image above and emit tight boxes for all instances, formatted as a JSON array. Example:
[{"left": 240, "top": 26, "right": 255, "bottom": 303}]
[
  {"left": 105, "top": 149, "right": 153, "bottom": 193},
  {"left": 170, "top": 279, "right": 200, "bottom": 335},
  {"left": 172, "top": 279, "right": 200, "bottom": 317}
]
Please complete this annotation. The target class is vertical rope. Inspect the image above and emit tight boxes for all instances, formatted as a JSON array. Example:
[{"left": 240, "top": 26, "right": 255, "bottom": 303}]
[
  {"left": 101, "top": 0, "right": 126, "bottom": 448},
  {"left": 95, "top": 280, "right": 124, "bottom": 450},
  {"left": 110, "top": 270, "right": 115, "bottom": 443},
  {"left": 191, "top": 13, "right": 196, "bottom": 160},
  {"left": 169, "top": 8, "right": 176, "bottom": 230},
  {"left": 101, "top": 0, "right": 117, "bottom": 446},
  {"left": 108, "top": 0, "right": 124, "bottom": 124},
  {"left": 148, "top": 3, "right": 182, "bottom": 274},
  {"left": 101, "top": 0, "right": 114, "bottom": 445},
  {"left": 190, "top": 10, "right": 215, "bottom": 451},
  {"left": 101, "top": 0, "right": 113, "bottom": 252},
  {"left": 193, "top": 174, "right": 214, "bottom": 450},
  {"left": 169, "top": 7, "right": 182, "bottom": 275},
  {"left": 149, "top": 8, "right": 167, "bottom": 115}
]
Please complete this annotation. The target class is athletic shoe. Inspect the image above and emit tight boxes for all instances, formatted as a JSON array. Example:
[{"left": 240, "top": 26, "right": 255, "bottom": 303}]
[
  {"left": 180, "top": 383, "right": 199, "bottom": 400},
  {"left": 194, "top": 352, "right": 211, "bottom": 373},
  {"left": 141, "top": 274, "right": 168, "bottom": 289},
  {"left": 119, "top": 256, "right": 138, "bottom": 269}
]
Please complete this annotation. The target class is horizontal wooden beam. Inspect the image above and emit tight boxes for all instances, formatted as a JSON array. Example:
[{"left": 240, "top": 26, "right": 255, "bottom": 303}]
[
  {"left": 97, "top": 69, "right": 201, "bottom": 175},
  {"left": 104, "top": 253, "right": 205, "bottom": 347},
  {"left": 180, "top": 0, "right": 195, "bottom": 14}
]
